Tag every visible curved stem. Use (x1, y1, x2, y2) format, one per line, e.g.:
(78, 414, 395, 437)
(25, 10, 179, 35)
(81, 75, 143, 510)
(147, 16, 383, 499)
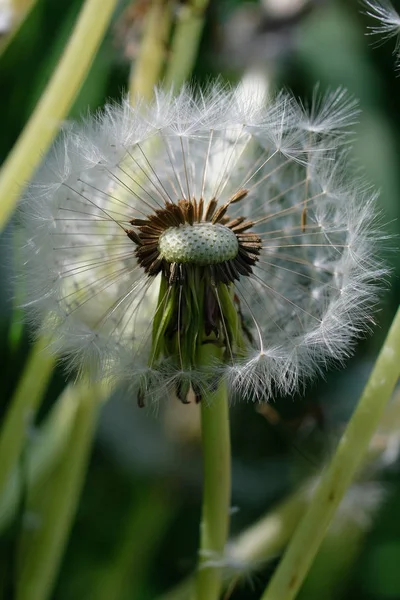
(16, 380, 109, 600)
(164, 0, 210, 91)
(195, 344, 231, 600)
(0, 336, 55, 497)
(128, 0, 173, 101)
(159, 487, 308, 600)
(94, 484, 177, 600)
(0, 381, 81, 531)
(0, 0, 118, 232)
(159, 383, 400, 600)
(260, 305, 400, 600)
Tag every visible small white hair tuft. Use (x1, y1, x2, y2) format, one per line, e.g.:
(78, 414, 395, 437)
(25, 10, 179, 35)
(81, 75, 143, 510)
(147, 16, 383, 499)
(363, 0, 400, 67)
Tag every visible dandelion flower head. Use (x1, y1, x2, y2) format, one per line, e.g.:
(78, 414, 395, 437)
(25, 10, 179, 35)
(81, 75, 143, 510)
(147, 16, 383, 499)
(21, 84, 383, 404)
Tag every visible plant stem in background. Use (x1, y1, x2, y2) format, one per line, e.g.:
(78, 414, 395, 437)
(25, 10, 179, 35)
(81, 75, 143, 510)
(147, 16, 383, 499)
(9, 228, 28, 353)
(94, 484, 177, 600)
(0, 382, 82, 531)
(296, 522, 366, 600)
(15, 380, 109, 600)
(158, 488, 311, 600)
(164, 0, 209, 90)
(159, 362, 400, 600)
(0, 336, 55, 497)
(128, 0, 173, 101)
(0, 0, 118, 232)
(227, 489, 307, 568)
(195, 344, 231, 600)
(261, 305, 400, 600)
(0, 0, 38, 56)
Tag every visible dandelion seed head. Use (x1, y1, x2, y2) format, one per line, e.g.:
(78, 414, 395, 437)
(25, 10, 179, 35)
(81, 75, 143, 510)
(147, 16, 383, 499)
(20, 83, 384, 404)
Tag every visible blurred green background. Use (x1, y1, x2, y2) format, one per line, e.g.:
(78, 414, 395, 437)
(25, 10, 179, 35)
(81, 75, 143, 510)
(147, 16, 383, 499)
(0, 0, 400, 598)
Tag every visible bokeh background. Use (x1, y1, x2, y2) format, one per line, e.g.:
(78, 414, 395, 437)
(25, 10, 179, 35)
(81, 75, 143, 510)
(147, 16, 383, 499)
(0, 0, 400, 598)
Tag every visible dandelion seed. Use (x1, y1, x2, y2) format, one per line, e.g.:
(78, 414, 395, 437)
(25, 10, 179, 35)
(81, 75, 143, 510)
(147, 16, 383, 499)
(20, 84, 384, 405)
(363, 0, 400, 67)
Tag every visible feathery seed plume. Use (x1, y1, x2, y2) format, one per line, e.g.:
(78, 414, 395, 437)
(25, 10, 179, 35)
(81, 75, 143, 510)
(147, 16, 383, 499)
(363, 0, 400, 67)
(20, 84, 384, 405)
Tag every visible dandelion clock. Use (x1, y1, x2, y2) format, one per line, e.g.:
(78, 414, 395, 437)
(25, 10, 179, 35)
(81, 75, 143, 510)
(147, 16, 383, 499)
(20, 84, 384, 405)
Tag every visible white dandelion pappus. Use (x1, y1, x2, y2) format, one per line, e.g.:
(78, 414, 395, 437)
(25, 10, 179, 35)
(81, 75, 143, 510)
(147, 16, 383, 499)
(363, 0, 400, 66)
(20, 84, 384, 405)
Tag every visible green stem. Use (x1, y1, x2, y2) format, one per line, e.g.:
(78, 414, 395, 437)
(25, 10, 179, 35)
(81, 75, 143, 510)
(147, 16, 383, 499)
(94, 484, 177, 600)
(228, 488, 307, 568)
(129, 0, 173, 101)
(16, 380, 108, 600)
(0, 382, 81, 531)
(261, 305, 400, 600)
(159, 488, 308, 600)
(0, 0, 118, 232)
(195, 344, 231, 600)
(0, 0, 38, 57)
(0, 336, 55, 497)
(160, 383, 400, 600)
(297, 523, 365, 600)
(164, 0, 209, 91)
(8, 229, 26, 352)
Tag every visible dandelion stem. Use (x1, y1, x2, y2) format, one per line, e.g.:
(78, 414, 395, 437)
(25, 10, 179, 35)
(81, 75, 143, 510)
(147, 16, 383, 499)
(0, 336, 55, 498)
(159, 372, 400, 600)
(129, 0, 173, 101)
(164, 0, 210, 90)
(16, 380, 109, 600)
(159, 486, 308, 600)
(195, 343, 231, 600)
(0, 0, 118, 232)
(260, 305, 400, 600)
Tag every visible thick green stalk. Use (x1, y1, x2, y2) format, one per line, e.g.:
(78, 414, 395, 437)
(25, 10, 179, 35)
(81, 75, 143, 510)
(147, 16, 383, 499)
(164, 0, 210, 90)
(261, 305, 400, 600)
(0, 382, 81, 531)
(129, 0, 173, 101)
(194, 344, 231, 600)
(0, 0, 118, 232)
(297, 523, 365, 600)
(16, 380, 109, 600)
(160, 385, 400, 600)
(228, 488, 307, 568)
(0, 336, 55, 497)
(94, 485, 177, 600)
(159, 487, 308, 600)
